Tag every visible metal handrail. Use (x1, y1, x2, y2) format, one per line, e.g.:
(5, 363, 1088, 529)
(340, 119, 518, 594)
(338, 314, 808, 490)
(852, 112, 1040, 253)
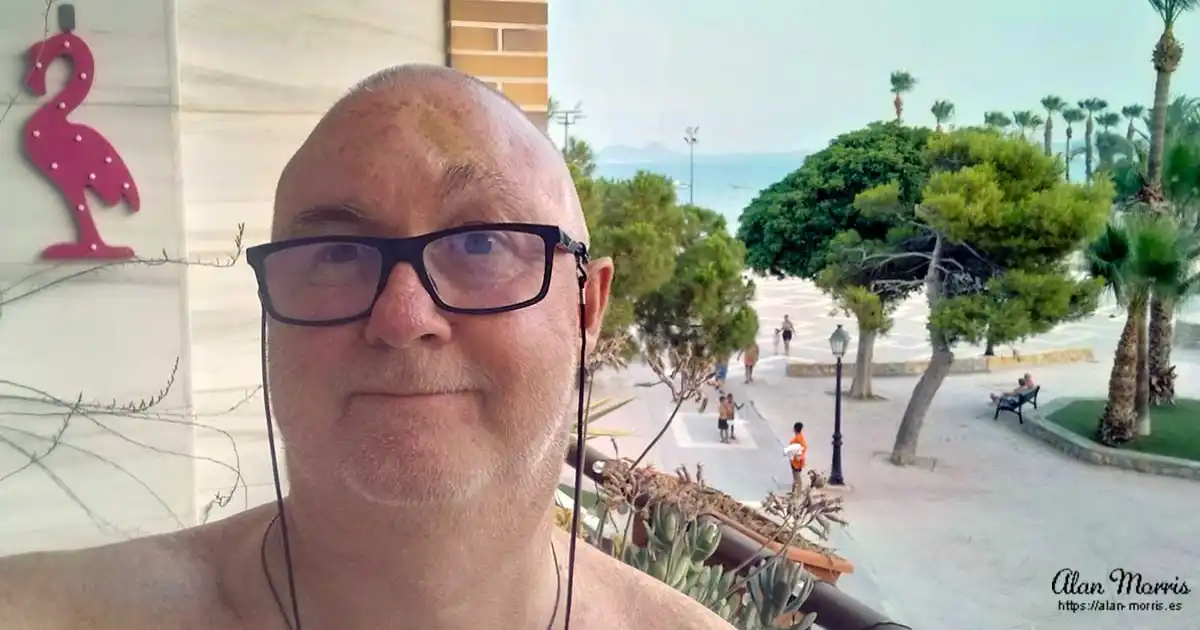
(565, 441, 913, 630)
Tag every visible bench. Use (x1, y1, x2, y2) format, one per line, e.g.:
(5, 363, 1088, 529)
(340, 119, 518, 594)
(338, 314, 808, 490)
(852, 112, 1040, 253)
(993, 385, 1040, 424)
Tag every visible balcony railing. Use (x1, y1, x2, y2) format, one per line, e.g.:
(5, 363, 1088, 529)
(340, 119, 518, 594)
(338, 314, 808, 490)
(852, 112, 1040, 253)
(566, 442, 914, 630)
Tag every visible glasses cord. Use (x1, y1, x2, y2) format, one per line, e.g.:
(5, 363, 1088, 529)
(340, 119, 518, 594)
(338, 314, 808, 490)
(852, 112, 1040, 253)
(257, 257, 589, 630)
(260, 312, 304, 630)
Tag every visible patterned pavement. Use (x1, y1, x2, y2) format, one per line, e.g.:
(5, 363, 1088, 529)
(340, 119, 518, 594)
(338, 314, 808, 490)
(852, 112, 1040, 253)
(583, 278, 1200, 630)
(749, 276, 1126, 363)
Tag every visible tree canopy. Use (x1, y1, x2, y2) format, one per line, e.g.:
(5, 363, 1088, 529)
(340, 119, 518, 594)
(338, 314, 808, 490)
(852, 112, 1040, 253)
(568, 139, 757, 368)
(737, 122, 932, 280)
(866, 128, 1111, 464)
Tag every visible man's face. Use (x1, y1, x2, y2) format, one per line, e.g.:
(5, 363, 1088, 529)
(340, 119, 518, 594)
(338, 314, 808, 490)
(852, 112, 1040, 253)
(264, 77, 611, 507)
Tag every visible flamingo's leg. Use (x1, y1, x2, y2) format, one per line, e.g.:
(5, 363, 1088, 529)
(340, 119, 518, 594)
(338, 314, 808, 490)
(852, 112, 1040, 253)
(41, 191, 134, 261)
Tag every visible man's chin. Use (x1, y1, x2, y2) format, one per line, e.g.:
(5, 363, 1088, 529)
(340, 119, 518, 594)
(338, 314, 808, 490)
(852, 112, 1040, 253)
(337, 457, 494, 507)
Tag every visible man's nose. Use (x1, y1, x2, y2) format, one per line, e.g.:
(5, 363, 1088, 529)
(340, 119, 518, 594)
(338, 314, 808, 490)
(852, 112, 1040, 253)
(362, 263, 452, 347)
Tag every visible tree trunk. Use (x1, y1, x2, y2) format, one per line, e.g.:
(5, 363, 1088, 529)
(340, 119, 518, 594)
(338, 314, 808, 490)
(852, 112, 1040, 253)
(893, 94, 903, 122)
(1043, 117, 1053, 156)
(891, 234, 950, 467)
(1065, 131, 1074, 182)
(1135, 298, 1151, 436)
(1148, 296, 1175, 406)
(1085, 118, 1095, 183)
(848, 327, 877, 399)
(1098, 301, 1141, 445)
(1146, 67, 1173, 194)
(891, 340, 953, 466)
(983, 338, 995, 356)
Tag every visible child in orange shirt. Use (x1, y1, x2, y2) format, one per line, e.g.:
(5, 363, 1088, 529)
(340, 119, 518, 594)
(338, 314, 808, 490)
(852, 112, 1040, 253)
(785, 422, 807, 492)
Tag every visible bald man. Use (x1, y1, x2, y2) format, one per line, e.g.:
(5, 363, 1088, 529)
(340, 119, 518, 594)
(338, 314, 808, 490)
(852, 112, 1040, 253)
(0, 65, 733, 629)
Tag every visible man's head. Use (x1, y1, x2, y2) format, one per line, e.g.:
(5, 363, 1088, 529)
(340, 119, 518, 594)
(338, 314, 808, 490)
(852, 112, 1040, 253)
(260, 65, 613, 507)
(793, 422, 804, 434)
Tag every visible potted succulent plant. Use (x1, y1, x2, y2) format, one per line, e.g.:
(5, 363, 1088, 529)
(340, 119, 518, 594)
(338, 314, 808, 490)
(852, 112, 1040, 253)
(597, 461, 854, 585)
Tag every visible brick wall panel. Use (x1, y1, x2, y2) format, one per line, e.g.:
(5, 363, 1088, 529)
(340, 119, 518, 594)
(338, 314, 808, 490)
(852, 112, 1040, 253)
(450, 26, 499, 51)
(449, 0, 547, 25)
(500, 82, 548, 109)
(501, 29, 547, 53)
(451, 54, 547, 79)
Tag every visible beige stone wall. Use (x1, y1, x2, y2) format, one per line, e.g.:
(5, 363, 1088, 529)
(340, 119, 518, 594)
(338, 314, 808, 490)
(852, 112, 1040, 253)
(447, 0, 550, 130)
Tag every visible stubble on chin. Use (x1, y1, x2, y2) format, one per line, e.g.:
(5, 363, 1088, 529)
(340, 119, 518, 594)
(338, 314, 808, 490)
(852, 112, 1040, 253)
(266, 335, 581, 509)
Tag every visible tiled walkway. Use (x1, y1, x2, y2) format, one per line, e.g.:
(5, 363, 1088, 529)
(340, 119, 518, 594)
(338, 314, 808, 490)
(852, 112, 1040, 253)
(588, 279, 1200, 630)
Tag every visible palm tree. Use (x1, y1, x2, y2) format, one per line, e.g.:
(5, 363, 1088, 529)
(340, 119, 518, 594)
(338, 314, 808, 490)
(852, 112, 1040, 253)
(1095, 112, 1125, 169)
(1122, 104, 1147, 144)
(984, 111, 1013, 133)
(1144, 0, 1200, 204)
(1097, 112, 1121, 134)
(1029, 114, 1045, 139)
(931, 100, 955, 132)
(1144, 1, 1200, 406)
(1111, 131, 1200, 223)
(1062, 108, 1087, 182)
(1012, 111, 1038, 140)
(1041, 95, 1067, 156)
(889, 71, 917, 122)
(1087, 214, 1199, 444)
(1079, 99, 1110, 182)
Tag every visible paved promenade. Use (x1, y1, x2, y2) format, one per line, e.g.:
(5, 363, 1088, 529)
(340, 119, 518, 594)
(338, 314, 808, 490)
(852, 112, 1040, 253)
(589, 279, 1200, 630)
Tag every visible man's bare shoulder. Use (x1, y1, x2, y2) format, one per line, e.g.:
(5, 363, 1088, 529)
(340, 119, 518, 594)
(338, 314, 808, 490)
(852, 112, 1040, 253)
(569, 532, 734, 629)
(0, 514, 252, 630)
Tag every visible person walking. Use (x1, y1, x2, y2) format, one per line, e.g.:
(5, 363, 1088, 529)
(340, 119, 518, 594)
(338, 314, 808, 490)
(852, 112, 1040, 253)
(780, 315, 795, 356)
(738, 341, 760, 383)
(784, 422, 808, 492)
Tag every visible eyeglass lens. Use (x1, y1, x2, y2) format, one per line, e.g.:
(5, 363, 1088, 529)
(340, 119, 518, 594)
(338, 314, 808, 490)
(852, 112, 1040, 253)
(261, 228, 551, 321)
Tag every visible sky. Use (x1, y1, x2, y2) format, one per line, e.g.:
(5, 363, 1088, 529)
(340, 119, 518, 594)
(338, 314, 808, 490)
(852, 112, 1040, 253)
(549, 0, 1200, 154)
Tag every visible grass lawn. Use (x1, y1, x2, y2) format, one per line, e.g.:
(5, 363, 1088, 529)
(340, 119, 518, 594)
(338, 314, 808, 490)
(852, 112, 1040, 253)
(1047, 398, 1200, 462)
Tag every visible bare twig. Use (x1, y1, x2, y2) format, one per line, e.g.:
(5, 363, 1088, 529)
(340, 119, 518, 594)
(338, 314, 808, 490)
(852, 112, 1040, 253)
(0, 225, 252, 539)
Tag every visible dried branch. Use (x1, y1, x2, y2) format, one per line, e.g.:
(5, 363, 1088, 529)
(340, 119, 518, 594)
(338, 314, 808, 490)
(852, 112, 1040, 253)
(0, 227, 253, 540)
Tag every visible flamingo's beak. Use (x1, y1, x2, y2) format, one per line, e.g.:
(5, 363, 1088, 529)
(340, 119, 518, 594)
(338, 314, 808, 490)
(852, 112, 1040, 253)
(24, 44, 48, 96)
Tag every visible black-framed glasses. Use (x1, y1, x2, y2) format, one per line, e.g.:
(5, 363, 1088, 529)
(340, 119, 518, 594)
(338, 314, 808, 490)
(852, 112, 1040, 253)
(245, 222, 589, 326)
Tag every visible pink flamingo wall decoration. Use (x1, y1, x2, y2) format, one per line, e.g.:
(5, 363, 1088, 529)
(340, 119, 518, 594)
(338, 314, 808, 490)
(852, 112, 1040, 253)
(22, 4, 140, 260)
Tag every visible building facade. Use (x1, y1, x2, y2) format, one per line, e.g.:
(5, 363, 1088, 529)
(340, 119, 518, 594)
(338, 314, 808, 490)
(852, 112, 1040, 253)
(0, 0, 548, 555)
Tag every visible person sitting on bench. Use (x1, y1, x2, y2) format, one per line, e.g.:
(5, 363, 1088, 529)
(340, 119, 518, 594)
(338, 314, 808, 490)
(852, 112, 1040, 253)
(991, 373, 1035, 405)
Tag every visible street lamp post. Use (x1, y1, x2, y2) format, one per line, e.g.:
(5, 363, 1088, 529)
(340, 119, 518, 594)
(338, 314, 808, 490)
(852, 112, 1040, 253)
(683, 126, 699, 205)
(828, 324, 850, 486)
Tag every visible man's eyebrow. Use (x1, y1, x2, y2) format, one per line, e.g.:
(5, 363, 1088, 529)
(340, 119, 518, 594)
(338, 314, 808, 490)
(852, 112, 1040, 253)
(438, 162, 524, 207)
(286, 203, 380, 234)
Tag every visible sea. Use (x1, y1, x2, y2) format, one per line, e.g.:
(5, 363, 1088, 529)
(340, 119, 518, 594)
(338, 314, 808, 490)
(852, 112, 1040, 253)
(593, 154, 804, 231)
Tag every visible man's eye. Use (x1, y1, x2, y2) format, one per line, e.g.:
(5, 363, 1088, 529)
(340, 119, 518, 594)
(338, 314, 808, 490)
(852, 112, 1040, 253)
(461, 232, 496, 255)
(315, 243, 362, 263)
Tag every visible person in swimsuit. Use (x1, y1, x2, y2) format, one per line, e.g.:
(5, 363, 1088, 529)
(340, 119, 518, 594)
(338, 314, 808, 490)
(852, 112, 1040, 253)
(739, 341, 760, 383)
(726, 393, 744, 440)
(780, 315, 795, 356)
(717, 394, 732, 443)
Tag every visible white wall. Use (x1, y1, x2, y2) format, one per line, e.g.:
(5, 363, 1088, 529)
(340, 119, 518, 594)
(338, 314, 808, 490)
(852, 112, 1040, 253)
(0, 0, 190, 554)
(0, 0, 444, 555)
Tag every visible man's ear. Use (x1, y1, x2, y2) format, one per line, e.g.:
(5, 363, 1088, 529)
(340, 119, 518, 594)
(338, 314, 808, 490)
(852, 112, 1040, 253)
(581, 257, 613, 355)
